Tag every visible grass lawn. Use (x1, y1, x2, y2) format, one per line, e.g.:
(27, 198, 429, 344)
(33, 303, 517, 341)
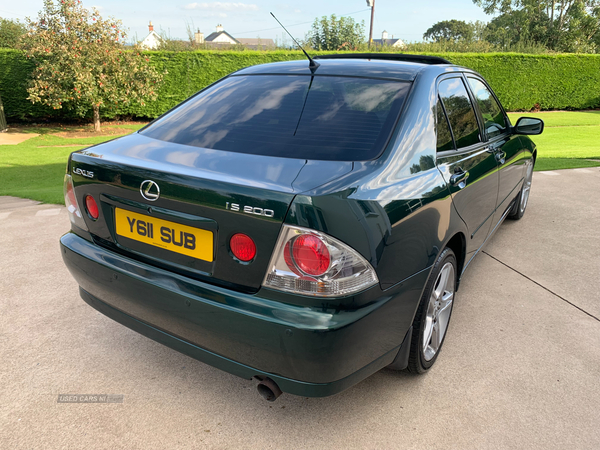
(1, 112, 599, 205)
(0, 123, 145, 204)
(507, 111, 600, 170)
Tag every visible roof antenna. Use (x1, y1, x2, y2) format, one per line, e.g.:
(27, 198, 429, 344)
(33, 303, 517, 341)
(270, 12, 319, 72)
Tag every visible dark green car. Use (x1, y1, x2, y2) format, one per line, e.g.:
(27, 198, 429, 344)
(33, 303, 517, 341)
(60, 54, 543, 400)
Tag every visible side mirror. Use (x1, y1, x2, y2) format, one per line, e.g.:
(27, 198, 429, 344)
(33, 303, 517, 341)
(514, 117, 544, 136)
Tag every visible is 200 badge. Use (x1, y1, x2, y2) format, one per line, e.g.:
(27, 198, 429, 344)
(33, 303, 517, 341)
(225, 203, 275, 218)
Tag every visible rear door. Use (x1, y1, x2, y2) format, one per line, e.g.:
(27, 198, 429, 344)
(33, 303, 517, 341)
(466, 76, 527, 226)
(435, 75, 499, 258)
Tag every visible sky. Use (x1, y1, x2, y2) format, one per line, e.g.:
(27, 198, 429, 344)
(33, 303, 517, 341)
(0, 0, 492, 44)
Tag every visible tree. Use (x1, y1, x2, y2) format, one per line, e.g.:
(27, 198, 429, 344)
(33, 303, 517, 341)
(307, 14, 365, 50)
(473, 0, 600, 52)
(484, 9, 549, 48)
(20, 0, 163, 131)
(423, 20, 475, 42)
(0, 17, 26, 48)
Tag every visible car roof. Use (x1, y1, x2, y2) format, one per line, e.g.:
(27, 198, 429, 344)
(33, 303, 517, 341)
(234, 57, 461, 82)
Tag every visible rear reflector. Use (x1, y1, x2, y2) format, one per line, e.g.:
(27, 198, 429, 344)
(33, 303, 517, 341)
(230, 233, 256, 262)
(85, 195, 99, 220)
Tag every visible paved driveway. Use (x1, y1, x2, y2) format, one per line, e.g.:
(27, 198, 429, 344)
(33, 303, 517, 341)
(1, 169, 599, 450)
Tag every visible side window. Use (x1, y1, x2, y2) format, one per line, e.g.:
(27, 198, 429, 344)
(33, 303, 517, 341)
(468, 77, 507, 139)
(436, 96, 455, 152)
(438, 78, 481, 149)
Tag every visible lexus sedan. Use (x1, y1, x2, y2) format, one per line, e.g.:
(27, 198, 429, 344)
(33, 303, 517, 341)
(61, 54, 543, 400)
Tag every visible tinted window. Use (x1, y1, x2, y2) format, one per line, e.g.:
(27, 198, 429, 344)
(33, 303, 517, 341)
(438, 78, 480, 149)
(141, 75, 410, 161)
(436, 96, 455, 152)
(468, 77, 507, 139)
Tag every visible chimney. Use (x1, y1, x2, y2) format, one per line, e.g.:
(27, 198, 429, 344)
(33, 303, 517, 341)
(148, 21, 154, 32)
(194, 29, 204, 44)
(216, 24, 224, 33)
(382, 30, 388, 40)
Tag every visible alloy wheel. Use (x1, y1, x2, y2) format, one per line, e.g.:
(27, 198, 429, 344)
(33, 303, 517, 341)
(422, 262, 455, 362)
(520, 161, 534, 214)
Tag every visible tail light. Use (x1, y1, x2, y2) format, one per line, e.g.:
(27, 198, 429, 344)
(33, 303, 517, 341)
(263, 225, 378, 297)
(64, 174, 88, 230)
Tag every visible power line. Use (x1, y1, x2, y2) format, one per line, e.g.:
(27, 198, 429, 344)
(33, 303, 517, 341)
(0, 9, 28, 18)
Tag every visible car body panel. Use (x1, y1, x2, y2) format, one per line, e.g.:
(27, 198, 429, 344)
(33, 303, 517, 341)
(436, 147, 499, 256)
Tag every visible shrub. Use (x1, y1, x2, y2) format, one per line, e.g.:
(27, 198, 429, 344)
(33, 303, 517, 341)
(1, 49, 599, 121)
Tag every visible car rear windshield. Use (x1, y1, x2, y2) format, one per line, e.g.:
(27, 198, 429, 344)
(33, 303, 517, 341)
(141, 75, 410, 161)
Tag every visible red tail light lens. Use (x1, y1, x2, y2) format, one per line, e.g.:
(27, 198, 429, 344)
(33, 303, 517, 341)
(290, 234, 330, 276)
(64, 174, 88, 231)
(66, 180, 77, 208)
(230, 233, 256, 262)
(85, 195, 99, 220)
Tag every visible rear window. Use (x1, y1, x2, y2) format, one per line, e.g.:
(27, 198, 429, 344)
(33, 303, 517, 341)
(141, 75, 410, 161)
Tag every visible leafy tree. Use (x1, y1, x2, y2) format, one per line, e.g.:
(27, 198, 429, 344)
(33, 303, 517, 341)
(0, 17, 26, 48)
(484, 9, 548, 47)
(20, 0, 163, 131)
(473, 0, 600, 52)
(423, 20, 475, 42)
(308, 14, 365, 50)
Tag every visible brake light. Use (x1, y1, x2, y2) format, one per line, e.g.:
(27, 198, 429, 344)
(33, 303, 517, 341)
(290, 235, 330, 276)
(85, 195, 99, 220)
(230, 233, 256, 262)
(263, 225, 378, 297)
(64, 174, 88, 230)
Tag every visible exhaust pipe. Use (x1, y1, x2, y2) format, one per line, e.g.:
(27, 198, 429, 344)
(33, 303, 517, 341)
(254, 376, 283, 402)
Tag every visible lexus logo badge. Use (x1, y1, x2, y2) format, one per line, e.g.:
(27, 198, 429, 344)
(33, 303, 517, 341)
(140, 180, 160, 201)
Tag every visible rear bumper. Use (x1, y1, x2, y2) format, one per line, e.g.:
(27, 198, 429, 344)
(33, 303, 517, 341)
(61, 232, 426, 397)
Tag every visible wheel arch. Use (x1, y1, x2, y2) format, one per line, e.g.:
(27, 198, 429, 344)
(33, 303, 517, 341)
(444, 232, 466, 290)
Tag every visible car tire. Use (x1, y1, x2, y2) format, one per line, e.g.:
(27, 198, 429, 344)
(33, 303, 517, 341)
(508, 158, 534, 220)
(406, 247, 457, 374)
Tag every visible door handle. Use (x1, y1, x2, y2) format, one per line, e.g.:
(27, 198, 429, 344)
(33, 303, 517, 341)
(450, 169, 469, 187)
(494, 150, 506, 164)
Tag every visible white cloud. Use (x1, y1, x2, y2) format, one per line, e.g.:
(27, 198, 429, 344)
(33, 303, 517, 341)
(294, 9, 301, 13)
(184, 2, 259, 11)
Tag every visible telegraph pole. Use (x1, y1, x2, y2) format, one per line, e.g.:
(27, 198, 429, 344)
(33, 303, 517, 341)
(367, 0, 375, 48)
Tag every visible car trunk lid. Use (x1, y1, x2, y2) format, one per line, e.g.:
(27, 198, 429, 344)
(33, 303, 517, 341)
(69, 133, 352, 292)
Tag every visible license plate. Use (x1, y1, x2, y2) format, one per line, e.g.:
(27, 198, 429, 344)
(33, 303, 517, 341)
(115, 208, 214, 262)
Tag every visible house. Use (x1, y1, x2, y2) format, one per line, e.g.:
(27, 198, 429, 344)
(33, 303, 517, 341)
(142, 23, 275, 50)
(236, 38, 276, 50)
(372, 31, 405, 49)
(140, 21, 163, 49)
(204, 25, 275, 49)
(205, 24, 240, 45)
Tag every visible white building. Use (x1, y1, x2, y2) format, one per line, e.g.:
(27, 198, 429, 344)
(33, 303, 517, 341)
(140, 21, 163, 50)
(204, 24, 240, 45)
(372, 30, 405, 49)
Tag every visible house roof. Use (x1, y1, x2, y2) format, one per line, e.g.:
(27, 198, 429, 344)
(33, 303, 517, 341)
(236, 38, 275, 45)
(236, 38, 275, 49)
(205, 31, 239, 44)
(372, 38, 404, 46)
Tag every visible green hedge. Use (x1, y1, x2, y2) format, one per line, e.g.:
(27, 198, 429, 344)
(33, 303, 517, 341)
(1, 49, 600, 121)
